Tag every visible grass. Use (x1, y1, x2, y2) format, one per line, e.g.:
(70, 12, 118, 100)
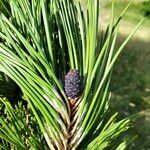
(92, 1, 150, 149)
(101, 2, 150, 148)
(109, 34, 150, 149)
(105, 0, 150, 27)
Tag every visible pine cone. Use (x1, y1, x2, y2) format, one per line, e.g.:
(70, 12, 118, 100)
(65, 69, 81, 99)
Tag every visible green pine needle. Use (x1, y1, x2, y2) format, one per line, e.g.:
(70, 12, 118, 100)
(0, 0, 143, 149)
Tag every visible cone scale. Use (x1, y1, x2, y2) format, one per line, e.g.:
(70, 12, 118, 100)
(64, 69, 81, 100)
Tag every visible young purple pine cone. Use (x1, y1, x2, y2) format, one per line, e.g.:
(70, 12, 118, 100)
(65, 69, 81, 99)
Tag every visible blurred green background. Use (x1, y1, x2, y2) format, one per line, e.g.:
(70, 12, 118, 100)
(102, 0, 150, 149)
(0, 0, 150, 149)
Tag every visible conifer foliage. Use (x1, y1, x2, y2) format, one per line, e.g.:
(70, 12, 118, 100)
(0, 0, 143, 149)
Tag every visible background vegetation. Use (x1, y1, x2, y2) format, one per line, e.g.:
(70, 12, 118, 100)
(105, 0, 150, 149)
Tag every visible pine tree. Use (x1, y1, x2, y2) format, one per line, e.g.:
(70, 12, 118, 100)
(0, 0, 143, 149)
